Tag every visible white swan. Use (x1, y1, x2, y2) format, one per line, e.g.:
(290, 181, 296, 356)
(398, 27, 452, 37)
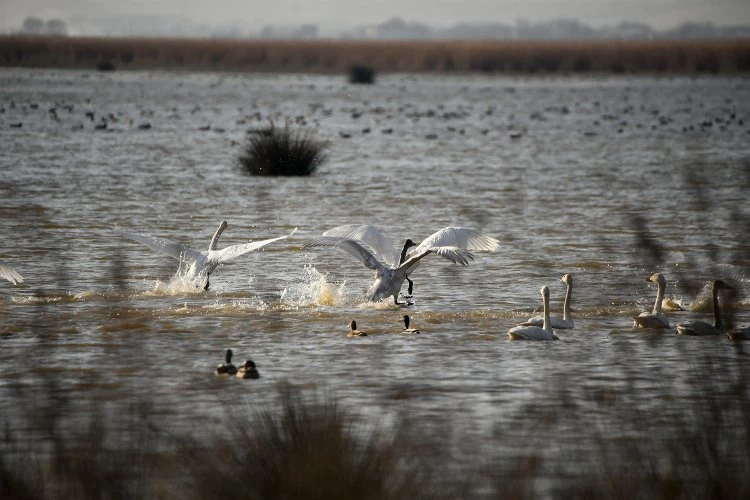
(0, 262, 24, 285)
(521, 273, 574, 329)
(676, 279, 731, 336)
(401, 315, 421, 334)
(322, 224, 419, 296)
(633, 273, 671, 329)
(122, 221, 296, 290)
(508, 285, 558, 341)
(306, 226, 498, 305)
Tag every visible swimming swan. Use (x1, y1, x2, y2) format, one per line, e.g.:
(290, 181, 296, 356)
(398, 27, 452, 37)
(122, 221, 296, 290)
(522, 273, 574, 329)
(322, 225, 499, 298)
(236, 360, 260, 379)
(676, 279, 731, 336)
(215, 348, 237, 376)
(308, 226, 499, 305)
(633, 273, 671, 329)
(0, 262, 24, 285)
(508, 285, 558, 340)
(401, 315, 421, 334)
(347, 320, 367, 337)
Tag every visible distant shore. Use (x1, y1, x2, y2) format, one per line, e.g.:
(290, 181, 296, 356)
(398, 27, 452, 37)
(1, 36, 749, 74)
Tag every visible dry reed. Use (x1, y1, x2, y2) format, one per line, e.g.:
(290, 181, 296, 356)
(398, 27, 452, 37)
(1, 36, 749, 74)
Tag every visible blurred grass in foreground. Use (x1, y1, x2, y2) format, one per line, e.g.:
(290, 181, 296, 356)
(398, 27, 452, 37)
(2, 350, 749, 499)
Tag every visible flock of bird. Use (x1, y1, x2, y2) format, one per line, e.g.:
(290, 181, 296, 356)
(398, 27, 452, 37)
(3, 221, 749, 356)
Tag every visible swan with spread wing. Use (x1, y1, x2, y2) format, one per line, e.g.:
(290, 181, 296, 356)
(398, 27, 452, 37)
(306, 225, 499, 305)
(0, 262, 24, 285)
(121, 221, 296, 290)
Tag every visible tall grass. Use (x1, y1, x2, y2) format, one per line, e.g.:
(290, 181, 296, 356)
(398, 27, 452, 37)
(1, 36, 749, 74)
(238, 124, 328, 176)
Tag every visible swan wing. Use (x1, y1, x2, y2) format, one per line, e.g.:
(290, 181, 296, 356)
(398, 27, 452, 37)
(414, 227, 500, 254)
(0, 264, 24, 285)
(306, 237, 385, 271)
(322, 224, 399, 267)
(396, 246, 474, 276)
(211, 228, 297, 264)
(121, 230, 201, 261)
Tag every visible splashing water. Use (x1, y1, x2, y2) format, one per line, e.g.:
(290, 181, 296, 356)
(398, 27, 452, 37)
(280, 264, 347, 307)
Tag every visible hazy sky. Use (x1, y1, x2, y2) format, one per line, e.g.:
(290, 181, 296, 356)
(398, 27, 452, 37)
(2, 0, 750, 32)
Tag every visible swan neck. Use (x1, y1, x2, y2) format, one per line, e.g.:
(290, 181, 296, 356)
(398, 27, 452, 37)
(209, 223, 227, 251)
(563, 281, 573, 321)
(399, 241, 411, 265)
(543, 293, 551, 332)
(653, 280, 665, 314)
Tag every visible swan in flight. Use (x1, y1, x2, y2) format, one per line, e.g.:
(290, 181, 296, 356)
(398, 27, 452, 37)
(347, 320, 367, 337)
(122, 221, 296, 290)
(306, 226, 498, 305)
(521, 273, 574, 329)
(633, 273, 671, 329)
(0, 262, 24, 285)
(508, 285, 558, 341)
(401, 315, 421, 334)
(676, 280, 731, 336)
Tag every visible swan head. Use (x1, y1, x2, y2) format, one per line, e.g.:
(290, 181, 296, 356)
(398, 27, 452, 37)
(540, 285, 550, 299)
(647, 273, 665, 286)
(219, 220, 228, 230)
(561, 273, 573, 285)
(349, 320, 357, 331)
(404, 239, 416, 250)
(224, 348, 233, 363)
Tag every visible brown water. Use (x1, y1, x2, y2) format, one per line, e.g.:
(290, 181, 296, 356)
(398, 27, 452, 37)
(1, 68, 749, 483)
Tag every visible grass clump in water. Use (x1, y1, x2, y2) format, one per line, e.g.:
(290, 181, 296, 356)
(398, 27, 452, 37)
(238, 124, 327, 176)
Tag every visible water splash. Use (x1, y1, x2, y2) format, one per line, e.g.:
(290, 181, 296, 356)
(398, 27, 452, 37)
(280, 264, 347, 307)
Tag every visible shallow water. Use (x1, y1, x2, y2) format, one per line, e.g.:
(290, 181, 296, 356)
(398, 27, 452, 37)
(1, 68, 749, 482)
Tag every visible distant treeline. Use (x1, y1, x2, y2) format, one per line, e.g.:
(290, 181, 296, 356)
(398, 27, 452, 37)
(1, 36, 749, 74)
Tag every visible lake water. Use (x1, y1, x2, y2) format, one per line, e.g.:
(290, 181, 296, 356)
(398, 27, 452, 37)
(1, 68, 749, 490)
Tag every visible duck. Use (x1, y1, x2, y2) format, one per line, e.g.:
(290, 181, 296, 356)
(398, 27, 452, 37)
(0, 262, 24, 285)
(306, 226, 499, 305)
(215, 348, 237, 376)
(508, 285, 559, 341)
(633, 273, 671, 329)
(521, 273, 574, 329)
(676, 279, 731, 336)
(347, 320, 367, 337)
(728, 326, 750, 341)
(401, 315, 421, 334)
(236, 360, 260, 379)
(121, 221, 296, 290)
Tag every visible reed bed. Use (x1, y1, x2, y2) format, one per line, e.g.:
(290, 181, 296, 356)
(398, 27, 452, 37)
(1, 36, 749, 74)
